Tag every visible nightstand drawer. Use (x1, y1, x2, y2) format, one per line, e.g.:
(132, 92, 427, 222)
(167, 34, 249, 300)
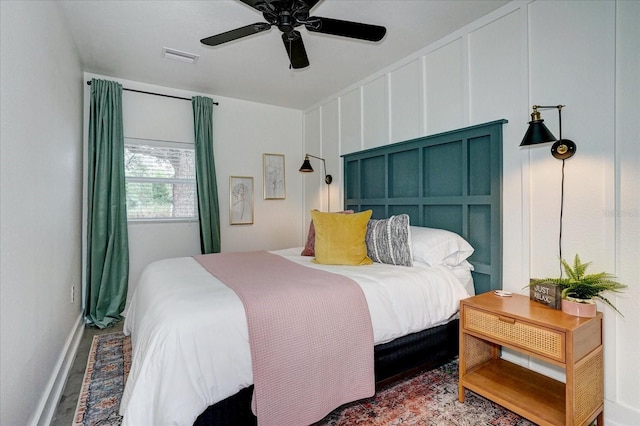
(463, 306, 565, 362)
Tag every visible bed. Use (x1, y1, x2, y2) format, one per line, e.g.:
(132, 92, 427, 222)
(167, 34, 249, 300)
(120, 120, 506, 426)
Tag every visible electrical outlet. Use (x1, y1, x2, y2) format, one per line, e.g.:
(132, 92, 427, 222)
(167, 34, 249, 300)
(71, 285, 75, 303)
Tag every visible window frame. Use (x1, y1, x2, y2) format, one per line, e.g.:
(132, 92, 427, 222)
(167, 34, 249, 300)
(124, 137, 199, 224)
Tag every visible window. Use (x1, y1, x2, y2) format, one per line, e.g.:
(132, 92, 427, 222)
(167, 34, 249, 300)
(124, 138, 198, 221)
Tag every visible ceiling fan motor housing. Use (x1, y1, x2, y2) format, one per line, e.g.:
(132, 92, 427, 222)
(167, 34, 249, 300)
(276, 11, 297, 34)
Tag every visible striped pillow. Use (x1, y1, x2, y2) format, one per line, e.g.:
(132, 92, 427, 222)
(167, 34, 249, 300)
(365, 214, 413, 267)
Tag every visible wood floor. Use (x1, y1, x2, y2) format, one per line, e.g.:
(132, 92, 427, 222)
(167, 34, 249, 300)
(51, 321, 124, 426)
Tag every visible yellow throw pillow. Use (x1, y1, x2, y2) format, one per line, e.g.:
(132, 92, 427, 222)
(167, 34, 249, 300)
(311, 210, 373, 266)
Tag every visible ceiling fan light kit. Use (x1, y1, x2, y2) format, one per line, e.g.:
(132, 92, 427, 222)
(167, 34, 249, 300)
(200, 0, 387, 69)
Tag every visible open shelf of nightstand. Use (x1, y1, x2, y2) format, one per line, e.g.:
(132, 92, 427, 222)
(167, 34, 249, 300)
(463, 358, 565, 425)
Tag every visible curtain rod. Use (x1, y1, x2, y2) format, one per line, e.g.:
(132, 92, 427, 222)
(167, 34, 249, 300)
(85, 81, 219, 105)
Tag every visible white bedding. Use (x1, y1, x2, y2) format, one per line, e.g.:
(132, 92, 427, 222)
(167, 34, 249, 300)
(120, 248, 471, 426)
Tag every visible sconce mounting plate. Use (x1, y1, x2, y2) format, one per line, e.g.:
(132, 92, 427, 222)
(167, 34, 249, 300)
(551, 139, 576, 160)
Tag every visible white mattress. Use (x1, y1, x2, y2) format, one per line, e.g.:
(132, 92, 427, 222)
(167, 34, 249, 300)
(120, 248, 471, 426)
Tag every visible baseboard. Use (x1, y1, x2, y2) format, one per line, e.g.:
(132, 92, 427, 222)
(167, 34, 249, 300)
(30, 313, 84, 426)
(604, 399, 640, 426)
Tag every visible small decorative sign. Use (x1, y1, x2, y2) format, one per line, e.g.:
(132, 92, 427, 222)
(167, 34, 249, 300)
(529, 280, 561, 309)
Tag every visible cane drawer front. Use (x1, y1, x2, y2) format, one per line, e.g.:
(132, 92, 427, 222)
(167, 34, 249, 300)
(463, 306, 565, 362)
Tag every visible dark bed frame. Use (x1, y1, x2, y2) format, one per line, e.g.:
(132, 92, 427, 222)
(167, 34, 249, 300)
(194, 120, 506, 425)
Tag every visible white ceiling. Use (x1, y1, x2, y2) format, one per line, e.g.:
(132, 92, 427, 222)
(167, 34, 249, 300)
(59, 0, 509, 110)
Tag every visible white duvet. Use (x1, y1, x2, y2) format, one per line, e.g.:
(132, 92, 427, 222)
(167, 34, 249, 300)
(120, 248, 471, 426)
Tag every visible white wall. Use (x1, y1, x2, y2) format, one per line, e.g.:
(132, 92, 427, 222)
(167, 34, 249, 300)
(302, 1, 640, 423)
(614, 2, 640, 417)
(1, 2, 636, 425)
(1, 3, 304, 423)
(83, 74, 304, 300)
(211, 96, 304, 251)
(1, 2, 84, 425)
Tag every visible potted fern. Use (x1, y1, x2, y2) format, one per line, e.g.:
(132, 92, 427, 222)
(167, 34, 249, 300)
(529, 254, 627, 317)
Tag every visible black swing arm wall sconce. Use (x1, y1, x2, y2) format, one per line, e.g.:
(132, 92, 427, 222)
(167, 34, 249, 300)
(298, 154, 333, 185)
(520, 105, 576, 159)
(299, 153, 333, 212)
(520, 104, 578, 276)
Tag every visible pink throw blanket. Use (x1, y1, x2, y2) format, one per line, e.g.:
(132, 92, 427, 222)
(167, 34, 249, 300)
(194, 251, 374, 426)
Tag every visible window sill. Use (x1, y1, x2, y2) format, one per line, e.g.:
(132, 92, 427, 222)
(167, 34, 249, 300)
(127, 218, 199, 225)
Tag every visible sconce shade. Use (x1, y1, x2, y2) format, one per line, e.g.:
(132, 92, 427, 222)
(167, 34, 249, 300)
(299, 154, 332, 184)
(520, 119, 556, 146)
(299, 156, 314, 172)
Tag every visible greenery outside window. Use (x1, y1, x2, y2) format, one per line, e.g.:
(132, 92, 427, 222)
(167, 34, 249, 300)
(124, 138, 198, 221)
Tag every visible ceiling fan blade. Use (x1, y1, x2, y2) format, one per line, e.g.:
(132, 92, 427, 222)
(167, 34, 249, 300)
(282, 31, 309, 69)
(201, 22, 271, 46)
(238, 0, 272, 13)
(303, 0, 321, 10)
(306, 17, 386, 42)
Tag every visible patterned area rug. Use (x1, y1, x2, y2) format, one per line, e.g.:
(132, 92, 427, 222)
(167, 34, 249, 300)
(73, 332, 131, 426)
(316, 362, 534, 426)
(74, 332, 534, 426)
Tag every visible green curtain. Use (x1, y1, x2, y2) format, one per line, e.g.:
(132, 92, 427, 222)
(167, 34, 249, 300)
(192, 96, 221, 254)
(85, 79, 129, 329)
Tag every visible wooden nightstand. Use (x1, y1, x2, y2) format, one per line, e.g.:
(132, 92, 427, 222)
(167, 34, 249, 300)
(458, 292, 603, 426)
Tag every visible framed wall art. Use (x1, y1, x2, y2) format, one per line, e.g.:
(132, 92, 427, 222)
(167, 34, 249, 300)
(229, 176, 254, 225)
(262, 153, 285, 200)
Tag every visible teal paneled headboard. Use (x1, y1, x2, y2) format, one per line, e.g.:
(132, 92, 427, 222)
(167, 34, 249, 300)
(343, 120, 507, 294)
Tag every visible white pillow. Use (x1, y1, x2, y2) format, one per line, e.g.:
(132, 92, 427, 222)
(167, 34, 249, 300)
(410, 226, 474, 267)
(447, 260, 475, 296)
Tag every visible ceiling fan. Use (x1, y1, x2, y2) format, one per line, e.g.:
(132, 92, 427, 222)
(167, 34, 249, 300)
(200, 0, 387, 69)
